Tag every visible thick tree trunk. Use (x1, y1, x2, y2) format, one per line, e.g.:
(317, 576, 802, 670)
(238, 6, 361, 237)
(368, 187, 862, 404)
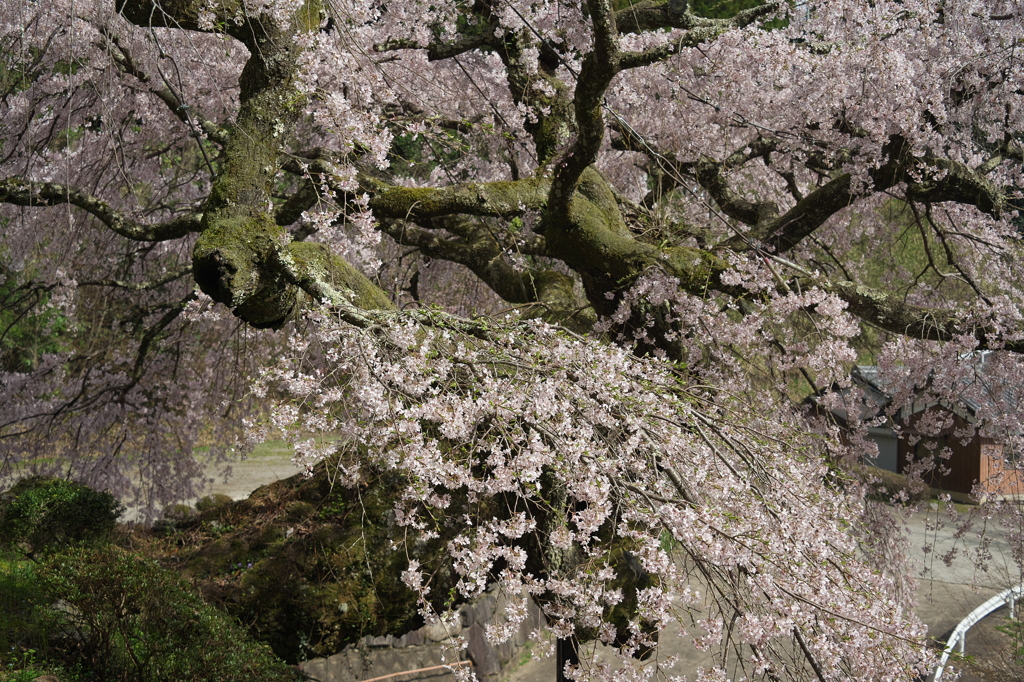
(557, 637, 579, 682)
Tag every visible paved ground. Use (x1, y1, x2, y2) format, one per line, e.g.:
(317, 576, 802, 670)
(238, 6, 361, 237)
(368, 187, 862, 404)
(498, 584, 1002, 682)
(496, 504, 1024, 682)
(199, 453, 1024, 681)
(114, 440, 301, 521)
(909, 503, 1024, 682)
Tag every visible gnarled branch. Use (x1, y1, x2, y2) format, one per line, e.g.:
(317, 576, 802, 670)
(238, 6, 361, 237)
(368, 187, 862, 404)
(0, 177, 202, 241)
(615, 0, 778, 34)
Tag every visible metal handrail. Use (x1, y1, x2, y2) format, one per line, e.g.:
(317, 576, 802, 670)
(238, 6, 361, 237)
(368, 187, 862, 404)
(933, 583, 1024, 681)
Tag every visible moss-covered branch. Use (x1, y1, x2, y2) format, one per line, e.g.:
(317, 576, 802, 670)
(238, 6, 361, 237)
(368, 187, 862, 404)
(821, 279, 1024, 353)
(904, 156, 1007, 216)
(366, 177, 550, 221)
(374, 24, 498, 62)
(732, 148, 1010, 254)
(721, 173, 856, 253)
(116, 0, 231, 32)
(121, 0, 393, 327)
(614, 0, 779, 34)
(551, 0, 620, 207)
(378, 217, 593, 329)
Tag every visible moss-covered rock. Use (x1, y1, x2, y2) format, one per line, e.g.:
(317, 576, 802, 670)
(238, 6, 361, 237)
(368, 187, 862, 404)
(196, 493, 234, 512)
(147, 458, 460, 664)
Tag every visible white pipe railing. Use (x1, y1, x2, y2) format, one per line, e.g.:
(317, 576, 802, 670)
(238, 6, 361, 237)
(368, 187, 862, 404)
(933, 583, 1024, 681)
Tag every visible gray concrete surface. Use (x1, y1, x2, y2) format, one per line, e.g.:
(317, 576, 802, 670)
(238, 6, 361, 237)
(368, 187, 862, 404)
(119, 441, 302, 521)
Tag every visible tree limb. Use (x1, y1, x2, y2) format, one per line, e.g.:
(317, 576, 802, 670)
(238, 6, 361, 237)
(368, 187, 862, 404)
(735, 173, 855, 252)
(620, 19, 764, 70)
(374, 25, 497, 61)
(276, 178, 322, 228)
(728, 144, 1009, 254)
(365, 177, 550, 221)
(551, 0, 620, 207)
(116, 0, 222, 32)
(692, 154, 779, 227)
(792, 276, 1024, 353)
(904, 156, 1007, 217)
(615, 0, 778, 34)
(0, 178, 202, 241)
(611, 121, 779, 225)
(378, 217, 587, 325)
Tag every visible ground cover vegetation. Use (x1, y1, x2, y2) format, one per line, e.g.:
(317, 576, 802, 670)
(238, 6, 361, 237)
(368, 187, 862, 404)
(1, 0, 1024, 678)
(0, 477, 301, 682)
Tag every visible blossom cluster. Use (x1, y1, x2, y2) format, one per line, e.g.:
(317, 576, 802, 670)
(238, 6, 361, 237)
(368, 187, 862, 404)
(257, 309, 931, 680)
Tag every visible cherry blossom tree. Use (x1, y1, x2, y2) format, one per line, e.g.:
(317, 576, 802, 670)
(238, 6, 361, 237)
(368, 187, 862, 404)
(1, 0, 1023, 678)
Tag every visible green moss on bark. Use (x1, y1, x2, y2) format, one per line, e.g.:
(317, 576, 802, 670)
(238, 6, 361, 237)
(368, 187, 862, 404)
(193, 215, 300, 328)
(287, 242, 394, 311)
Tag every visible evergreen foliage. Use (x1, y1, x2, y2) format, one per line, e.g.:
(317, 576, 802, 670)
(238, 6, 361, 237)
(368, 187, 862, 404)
(0, 477, 122, 557)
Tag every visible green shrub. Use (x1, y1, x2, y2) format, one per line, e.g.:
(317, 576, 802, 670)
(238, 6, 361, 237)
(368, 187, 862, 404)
(163, 502, 195, 520)
(36, 546, 299, 682)
(0, 477, 123, 557)
(152, 503, 198, 536)
(0, 555, 91, 682)
(0, 556, 49, 659)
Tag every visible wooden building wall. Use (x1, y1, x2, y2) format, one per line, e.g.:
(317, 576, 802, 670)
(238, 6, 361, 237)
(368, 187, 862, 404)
(897, 409, 981, 496)
(896, 407, 1024, 498)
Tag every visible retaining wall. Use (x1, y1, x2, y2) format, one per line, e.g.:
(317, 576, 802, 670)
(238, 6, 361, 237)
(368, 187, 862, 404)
(301, 584, 545, 681)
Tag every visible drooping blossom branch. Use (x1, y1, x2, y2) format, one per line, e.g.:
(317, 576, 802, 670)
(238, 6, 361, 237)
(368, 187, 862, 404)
(257, 308, 931, 681)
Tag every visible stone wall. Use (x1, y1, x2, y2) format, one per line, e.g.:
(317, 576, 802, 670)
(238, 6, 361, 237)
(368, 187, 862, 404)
(300, 584, 545, 681)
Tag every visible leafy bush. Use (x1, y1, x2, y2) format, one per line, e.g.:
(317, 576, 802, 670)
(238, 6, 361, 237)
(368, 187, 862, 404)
(0, 477, 123, 557)
(0, 556, 48, 658)
(0, 554, 95, 682)
(36, 546, 300, 682)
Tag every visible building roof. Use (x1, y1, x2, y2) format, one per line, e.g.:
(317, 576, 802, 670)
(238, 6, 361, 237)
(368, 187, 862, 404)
(849, 355, 1019, 426)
